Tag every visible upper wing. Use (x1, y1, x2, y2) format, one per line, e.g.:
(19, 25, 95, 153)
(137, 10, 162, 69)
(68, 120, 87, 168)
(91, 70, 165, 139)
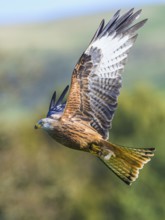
(62, 9, 147, 139)
(47, 85, 69, 119)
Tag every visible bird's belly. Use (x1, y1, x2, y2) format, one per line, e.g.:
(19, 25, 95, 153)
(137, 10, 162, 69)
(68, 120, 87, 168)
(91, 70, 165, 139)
(48, 122, 101, 151)
(48, 131, 81, 150)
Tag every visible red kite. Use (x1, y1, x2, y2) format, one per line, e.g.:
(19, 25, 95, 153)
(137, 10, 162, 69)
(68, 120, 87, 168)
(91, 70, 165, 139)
(35, 9, 155, 185)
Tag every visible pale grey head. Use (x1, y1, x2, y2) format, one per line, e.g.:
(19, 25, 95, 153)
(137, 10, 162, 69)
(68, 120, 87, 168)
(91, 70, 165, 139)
(34, 118, 55, 131)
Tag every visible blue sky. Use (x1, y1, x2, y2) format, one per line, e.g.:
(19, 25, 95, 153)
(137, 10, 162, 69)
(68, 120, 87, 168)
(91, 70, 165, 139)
(0, 0, 164, 24)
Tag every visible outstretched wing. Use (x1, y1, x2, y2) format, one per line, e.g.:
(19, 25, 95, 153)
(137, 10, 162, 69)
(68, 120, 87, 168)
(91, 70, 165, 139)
(62, 9, 147, 139)
(47, 85, 69, 118)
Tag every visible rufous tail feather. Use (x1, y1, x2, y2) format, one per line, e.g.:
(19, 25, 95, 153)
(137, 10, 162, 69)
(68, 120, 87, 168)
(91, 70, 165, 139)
(92, 141, 155, 185)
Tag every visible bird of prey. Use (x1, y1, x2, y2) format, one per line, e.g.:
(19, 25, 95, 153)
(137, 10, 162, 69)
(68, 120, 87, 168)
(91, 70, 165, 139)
(35, 9, 155, 185)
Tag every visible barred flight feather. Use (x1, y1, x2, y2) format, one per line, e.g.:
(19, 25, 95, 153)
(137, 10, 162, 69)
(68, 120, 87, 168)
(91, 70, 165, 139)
(62, 9, 147, 139)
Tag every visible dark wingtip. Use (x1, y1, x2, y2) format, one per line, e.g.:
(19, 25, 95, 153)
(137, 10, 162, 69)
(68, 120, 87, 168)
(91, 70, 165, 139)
(94, 8, 147, 40)
(90, 19, 105, 44)
(65, 85, 70, 91)
(141, 18, 148, 25)
(49, 91, 56, 110)
(115, 9, 121, 15)
(55, 85, 69, 107)
(47, 85, 69, 117)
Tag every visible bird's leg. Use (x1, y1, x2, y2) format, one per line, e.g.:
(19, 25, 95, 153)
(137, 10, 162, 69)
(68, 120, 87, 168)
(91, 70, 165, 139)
(89, 143, 115, 160)
(89, 144, 102, 157)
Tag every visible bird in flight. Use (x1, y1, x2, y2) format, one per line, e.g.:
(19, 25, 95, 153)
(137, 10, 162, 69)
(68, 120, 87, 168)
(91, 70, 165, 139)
(35, 8, 155, 185)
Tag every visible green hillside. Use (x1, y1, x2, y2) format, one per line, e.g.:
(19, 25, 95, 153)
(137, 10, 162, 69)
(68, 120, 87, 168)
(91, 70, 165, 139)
(0, 5, 165, 220)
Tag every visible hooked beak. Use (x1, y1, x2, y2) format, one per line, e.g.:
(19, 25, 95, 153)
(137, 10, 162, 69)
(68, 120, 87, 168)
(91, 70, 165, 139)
(34, 121, 42, 129)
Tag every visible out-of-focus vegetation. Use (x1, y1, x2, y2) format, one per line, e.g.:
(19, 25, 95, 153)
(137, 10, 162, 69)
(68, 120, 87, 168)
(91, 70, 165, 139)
(0, 5, 165, 220)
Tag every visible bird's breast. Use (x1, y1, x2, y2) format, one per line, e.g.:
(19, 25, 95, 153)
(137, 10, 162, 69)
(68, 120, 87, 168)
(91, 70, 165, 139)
(47, 120, 101, 151)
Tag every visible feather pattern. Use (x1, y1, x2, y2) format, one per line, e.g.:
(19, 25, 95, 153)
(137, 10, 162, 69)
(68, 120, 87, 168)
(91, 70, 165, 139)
(62, 9, 147, 139)
(47, 85, 69, 118)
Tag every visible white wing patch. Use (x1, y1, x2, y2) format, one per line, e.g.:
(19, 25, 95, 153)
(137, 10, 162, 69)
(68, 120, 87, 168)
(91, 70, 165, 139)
(86, 33, 132, 79)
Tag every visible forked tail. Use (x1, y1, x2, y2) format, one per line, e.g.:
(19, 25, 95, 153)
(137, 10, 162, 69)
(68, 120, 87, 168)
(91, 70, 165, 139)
(93, 141, 155, 185)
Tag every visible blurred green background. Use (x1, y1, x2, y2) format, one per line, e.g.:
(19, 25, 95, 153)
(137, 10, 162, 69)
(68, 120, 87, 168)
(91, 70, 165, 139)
(0, 3, 165, 220)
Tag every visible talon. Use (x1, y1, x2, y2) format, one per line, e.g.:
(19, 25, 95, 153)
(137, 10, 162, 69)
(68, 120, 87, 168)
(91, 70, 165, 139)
(89, 144, 101, 156)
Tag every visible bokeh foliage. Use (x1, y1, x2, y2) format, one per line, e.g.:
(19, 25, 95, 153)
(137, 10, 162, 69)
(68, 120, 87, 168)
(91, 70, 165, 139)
(0, 5, 165, 220)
